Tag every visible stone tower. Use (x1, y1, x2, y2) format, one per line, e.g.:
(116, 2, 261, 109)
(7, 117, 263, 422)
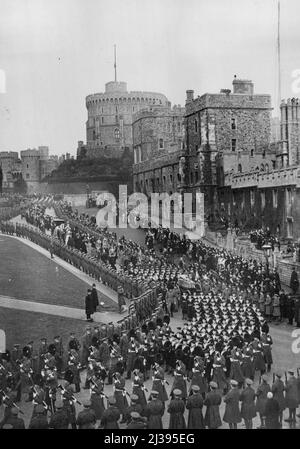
(280, 98, 300, 166)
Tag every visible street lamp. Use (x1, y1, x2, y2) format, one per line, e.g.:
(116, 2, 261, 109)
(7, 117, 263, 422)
(262, 243, 272, 276)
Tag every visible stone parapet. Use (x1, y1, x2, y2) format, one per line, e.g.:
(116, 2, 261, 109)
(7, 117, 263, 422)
(225, 165, 300, 189)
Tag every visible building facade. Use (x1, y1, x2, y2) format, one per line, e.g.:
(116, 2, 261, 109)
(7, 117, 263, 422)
(132, 105, 185, 197)
(0, 152, 22, 190)
(21, 146, 59, 193)
(78, 80, 170, 159)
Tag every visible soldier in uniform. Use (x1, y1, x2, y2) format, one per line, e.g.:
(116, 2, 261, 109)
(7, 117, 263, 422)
(0, 407, 25, 429)
(81, 327, 93, 371)
(29, 404, 49, 429)
(271, 372, 285, 427)
(60, 380, 77, 429)
(143, 390, 164, 429)
(76, 399, 96, 429)
(132, 368, 147, 411)
(100, 396, 121, 429)
(189, 356, 207, 399)
(89, 372, 106, 423)
(255, 374, 271, 429)
(261, 332, 273, 373)
(98, 338, 110, 381)
(37, 338, 48, 374)
(151, 362, 168, 411)
(211, 351, 227, 393)
(167, 389, 186, 429)
(68, 332, 81, 353)
(186, 385, 204, 429)
(126, 333, 138, 380)
(112, 371, 128, 423)
(53, 336, 64, 378)
(0, 382, 18, 426)
(239, 378, 256, 429)
(49, 399, 69, 429)
(67, 349, 81, 393)
(124, 393, 143, 424)
(170, 359, 187, 401)
(284, 370, 298, 428)
(126, 411, 147, 429)
(204, 381, 222, 429)
(223, 379, 242, 429)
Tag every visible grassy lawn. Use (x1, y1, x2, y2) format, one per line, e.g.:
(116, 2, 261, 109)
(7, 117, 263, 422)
(0, 235, 116, 310)
(0, 307, 94, 349)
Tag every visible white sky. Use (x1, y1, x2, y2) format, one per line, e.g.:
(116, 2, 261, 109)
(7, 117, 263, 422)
(0, 0, 299, 156)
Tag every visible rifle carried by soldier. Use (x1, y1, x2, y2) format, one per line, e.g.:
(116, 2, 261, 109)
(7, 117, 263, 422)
(58, 384, 82, 406)
(0, 389, 24, 415)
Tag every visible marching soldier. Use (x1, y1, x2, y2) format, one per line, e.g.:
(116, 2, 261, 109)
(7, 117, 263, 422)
(239, 378, 256, 429)
(143, 390, 164, 429)
(261, 332, 273, 373)
(0, 407, 25, 429)
(126, 411, 147, 429)
(271, 372, 285, 427)
(126, 333, 139, 380)
(132, 368, 147, 411)
(189, 355, 207, 399)
(170, 360, 187, 400)
(167, 389, 186, 430)
(223, 379, 242, 429)
(89, 371, 106, 423)
(0, 382, 19, 426)
(212, 351, 227, 393)
(100, 396, 121, 429)
(43, 367, 58, 414)
(81, 327, 93, 370)
(68, 332, 81, 353)
(113, 371, 128, 423)
(28, 404, 49, 429)
(124, 394, 143, 424)
(53, 336, 64, 378)
(284, 370, 298, 428)
(66, 349, 81, 393)
(229, 346, 244, 388)
(49, 399, 69, 429)
(204, 381, 222, 429)
(186, 385, 204, 429)
(151, 362, 168, 411)
(255, 374, 271, 429)
(60, 380, 77, 429)
(76, 399, 96, 429)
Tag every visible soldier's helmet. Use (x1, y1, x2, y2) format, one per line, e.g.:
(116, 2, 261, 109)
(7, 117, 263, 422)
(64, 369, 74, 384)
(22, 346, 31, 357)
(2, 350, 11, 362)
(48, 344, 57, 356)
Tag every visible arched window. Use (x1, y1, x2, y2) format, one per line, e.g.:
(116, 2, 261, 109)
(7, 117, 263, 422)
(250, 149, 254, 157)
(238, 163, 242, 173)
(114, 128, 120, 140)
(159, 139, 164, 149)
